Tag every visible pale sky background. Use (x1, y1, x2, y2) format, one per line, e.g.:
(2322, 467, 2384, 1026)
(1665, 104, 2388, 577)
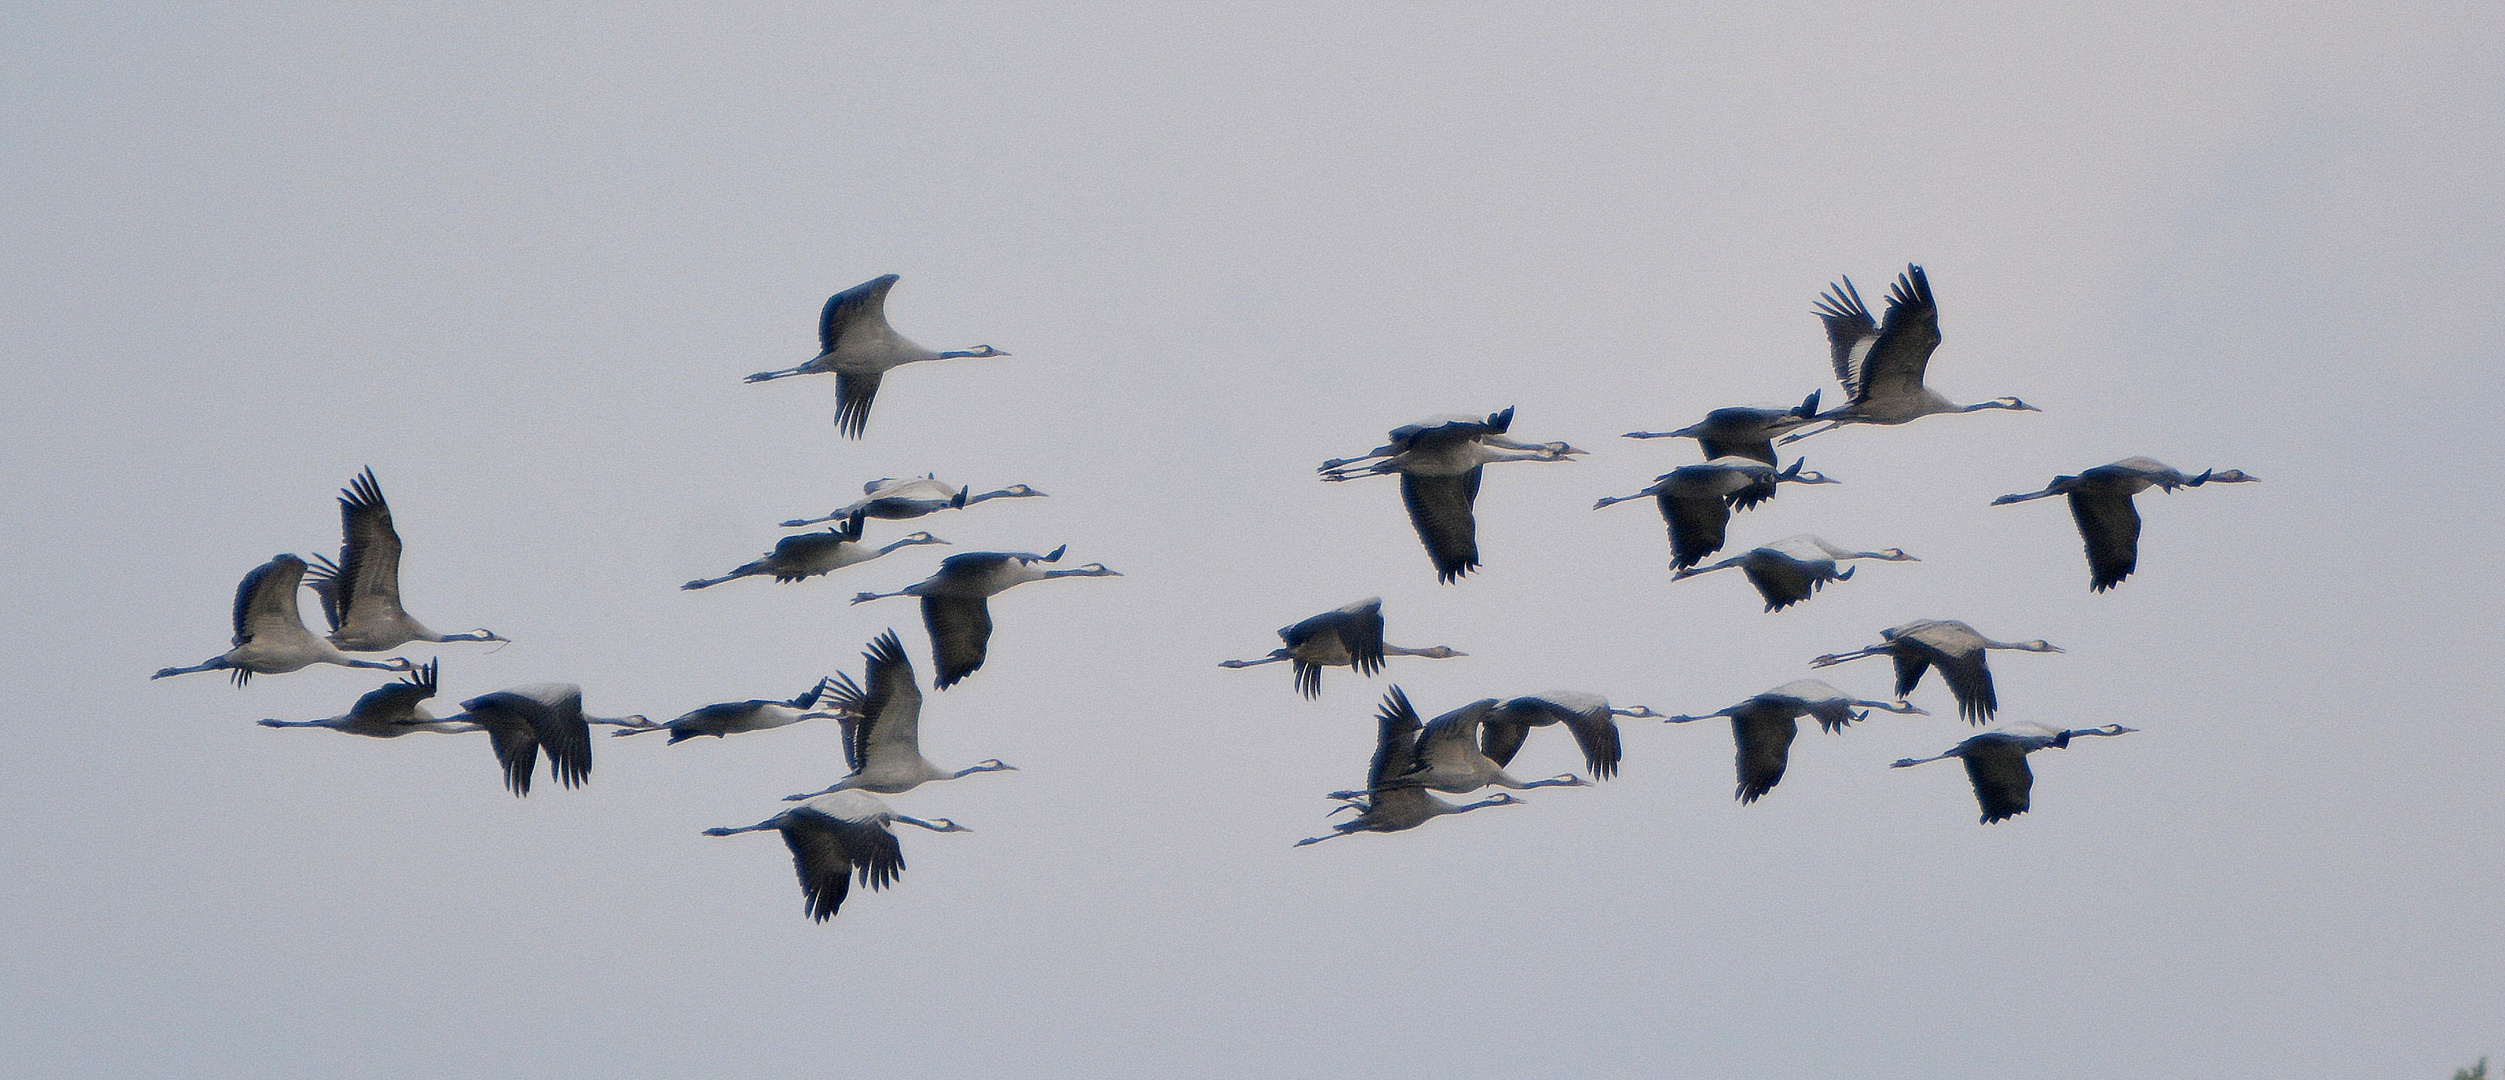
(4, 4, 2500, 1078)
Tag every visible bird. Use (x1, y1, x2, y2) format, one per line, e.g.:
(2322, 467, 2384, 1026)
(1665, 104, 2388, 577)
(1320, 408, 1585, 583)
(1671, 534, 1918, 611)
(152, 554, 416, 685)
(1810, 619, 2064, 723)
(1777, 266, 2039, 445)
(302, 468, 508, 652)
(1216, 597, 1465, 698)
(782, 631, 1017, 800)
(1665, 679, 1928, 803)
(602, 679, 849, 742)
(1477, 691, 1663, 781)
(1593, 457, 1840, 570)
(1325, 688, 1588, 801)
(432, 683, 621, 796)
(780, 475, 1046, 528)
(743, 275, 1007, 438)
(1622, 391, 1822, 464)
(682, 511, 947, 590)
(852, 545, 1121, 688)
(1991, 457, 2260, 591)
(258, 659, 478, 737)
(1297, 687, 1527, 846)
(703, 789, 969, 922)
(1892, 722, 2137, 823)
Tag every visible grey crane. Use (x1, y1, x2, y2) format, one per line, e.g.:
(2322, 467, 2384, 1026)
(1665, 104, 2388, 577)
(682, 511, 947, 590)
(853, 545, 1121, 688)
(1892, 722, 2137, 823)
(258, 659, 478, 737)
(1811, 619, 2064, 723)
(703, 789, 969, 922)
(603, 679, 848, 742)
(152, 554, 416, 685)
(1478, 691, 1662, 782)
(1622, 391, 1822, 464)
(1297, 687, 1526, 846)
(781, 475, 1046, 528)
(1671, 534, 1918, 611)
(783, 631, 1017, 800)
(1594, 457, 1840, 570)
(1217, 597, 1465, 698)
(303, 468, 507, 652)
(1777, 266, 2038, 445)
(1991, 457, 2259, 591)
(1665, 679, 1928, 803)
(743, 275, 1007, 438)
(1320, 408, 1585, 583)
(1326, 688, 1588, 802)
(434, 682, 623, 797)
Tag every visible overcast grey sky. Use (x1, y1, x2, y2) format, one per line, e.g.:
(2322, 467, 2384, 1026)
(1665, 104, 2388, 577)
(4, 3, 2500, 1077)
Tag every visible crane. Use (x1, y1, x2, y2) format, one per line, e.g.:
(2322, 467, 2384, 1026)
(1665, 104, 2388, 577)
(1320, 408, 1584, 583)
(682, 512, 947, 590)
(1777, 266, 2038, 444)
(152, 554, 416, 685)
(703, 789, 969, 922)
(852, 545, 1121, 688)
(1217, 597, 1464, 698)
(1594, 457, 1840, 570)
(303, 468, 507, 652)
(781, 475, 1045, 528)
(603, 679, 849, 742)
(744, 275, 1007, 438)
(782, 631, 1017, 799)
(1671, 534, 1917, 611)
(1297, 687, 1526, 846)
(1991, 457, 2259, 591)
(1810, 619, 2064, 722)
(258, 659, 478, 737)
(1622, 391, 1822, 464)
(1665, 679, 1927, 803)
(1478, 691, 1662, 781)
(1325, 688, 1588, 801)
(1892, 722, 2136, 823)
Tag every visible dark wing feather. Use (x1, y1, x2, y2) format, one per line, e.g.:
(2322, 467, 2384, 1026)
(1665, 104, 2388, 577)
(1743, 560, 1822, 612)
(1931, 651, 1998, 724)
(331, 468, 404, 631)
(484, 720, 540, 796)
(532, 688, 593, 790)
(1366, 688, 1425, 792)
(1697, 434, 1778, 466)
(2069, 488, 2143, 592)
(784, 824, 858, 922)
(1891, 649, 1933, 700)
(1400, 469, 1481, 584)
(231, 555, 308, 646)
(852, 630, 923, 762)
(1814, 277, 1878, 398)
(1732, 713, 1798, 803)
(833, 372, 882, 439)
(1479, 720, 1530, 769)
(1963, 745, 2035, 823)
(349, 658, 438, 721)
(1857, 266, 1943, 404)
(819, 275, 899, 353)
(1661, 491, 1731, 570)
(1337, 603, 1387, 678)
(922, 595, 993, 688)
(1563, 708, 1623, 781)
(1293, 659, 1322, 699)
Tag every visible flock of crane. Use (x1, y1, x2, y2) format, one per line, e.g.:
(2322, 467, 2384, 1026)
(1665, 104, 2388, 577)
(151, 264, 2255, 922)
